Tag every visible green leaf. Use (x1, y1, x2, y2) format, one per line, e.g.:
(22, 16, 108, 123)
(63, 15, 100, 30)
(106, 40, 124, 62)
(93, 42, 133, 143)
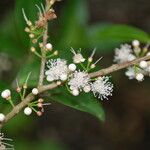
(89, 24, 150, 53)
(17, 56, 40, 87)
(52, 88, 105, 122)
(56, 0, 89, 53)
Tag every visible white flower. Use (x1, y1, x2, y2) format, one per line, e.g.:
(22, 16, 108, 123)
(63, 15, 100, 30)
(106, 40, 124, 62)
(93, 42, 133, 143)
(0, 113, 5, 122)
(125, 67, 135, 79)
(91, 76, 113, 100)
(46, 59, 68, 82)
(68, 71, 90, 91)
(71, 48, 85, 64)
(1, 89, 11, 99)
(136, 73, 144, 81)
(139, 61, 148, 69)
(24, 107, 32, 116)
(114, 44, 133, 63)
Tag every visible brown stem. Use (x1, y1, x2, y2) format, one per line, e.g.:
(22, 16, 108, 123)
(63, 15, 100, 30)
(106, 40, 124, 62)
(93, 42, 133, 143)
(1, 55, 150, 128)
(89, 55, 150, 78)
(38, 1, 49, 87)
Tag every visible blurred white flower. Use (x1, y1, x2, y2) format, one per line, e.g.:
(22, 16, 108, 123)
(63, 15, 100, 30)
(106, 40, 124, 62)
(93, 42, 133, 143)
(125, 67, 135, 79)
(114, 44, 133, 63)
(136, 73, 144, 82)
(139, 61, 148, 69)
(91, 76, 113, 100)
(68, 71, 90, 92)
(45, 59, 68, 82)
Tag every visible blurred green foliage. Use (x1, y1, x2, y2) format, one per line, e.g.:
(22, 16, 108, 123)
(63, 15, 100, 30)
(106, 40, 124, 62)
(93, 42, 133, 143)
(0, 0, 150, 149)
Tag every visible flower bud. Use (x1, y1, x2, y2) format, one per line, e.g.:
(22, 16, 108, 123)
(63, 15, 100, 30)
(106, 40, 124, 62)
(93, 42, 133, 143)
(68, 64, 76, 71)
(38, 98, 44, 103)
(139, 61, 148, 69)
(30, 47, 36, 52)
(45, 43, 53, 51)
(132, 40, 140, 47)
(32, 88, 39, 95)
(24, 107, 32, 116)
(136, 73, 144, 81)
(83, 85, 91, 93)
(0, 113, 5, 122)
(72, 89, 79, 96)
(37, 111, 42, 116)
(1, 89, 11, 99)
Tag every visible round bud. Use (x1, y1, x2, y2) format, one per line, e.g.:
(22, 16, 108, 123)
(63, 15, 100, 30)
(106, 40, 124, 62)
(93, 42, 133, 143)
(37, 111, 42, 116)
(32, 88, 39, 95)
(23, 84, 27, 89)
(68, 64, 76, 71)
(37, 103, 43, 108)
(38, 98, 44, 103)
(132, 40, 140, 47)
(83, 85, 91, 93)
(27, 21, 32, 26)
(60, 74, 67, 81)
(0, 113, 5, 122)
(1, 89, 11, 99)
(72, 89, 79, 96)
(88, 57, 93, 63)
(91, 64, 96, 69)
(56, 81, 62, 85)
(29, 34, 34, 38)
(147, 52, 150, 56)
(16, 87, 21, 93)
(136, 73, 144, 81)
(32, 39, 37, 44)
(39, 43, 43, 48)
(54, 51, 58, 56)
(139, 61, 148, 69)
(24, 107, 32, 116)
(25, 27, 30, 32)
(45, 43, 53, 51)
(30, 47, 35, 52)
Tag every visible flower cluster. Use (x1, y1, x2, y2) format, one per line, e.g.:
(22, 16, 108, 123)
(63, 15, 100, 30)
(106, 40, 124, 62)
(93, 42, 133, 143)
(114, 40, 150, 81)
(45, 48, 114, 100)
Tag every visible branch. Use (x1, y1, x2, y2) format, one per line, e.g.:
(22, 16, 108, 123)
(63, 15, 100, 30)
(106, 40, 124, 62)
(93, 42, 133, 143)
(89, 55, 150, 78)
(1, 55, 150, 128)
(38, 1, 49, 87)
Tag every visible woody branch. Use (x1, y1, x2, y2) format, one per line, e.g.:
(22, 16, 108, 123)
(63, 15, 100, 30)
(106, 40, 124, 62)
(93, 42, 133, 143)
(0, 54, 150, 128)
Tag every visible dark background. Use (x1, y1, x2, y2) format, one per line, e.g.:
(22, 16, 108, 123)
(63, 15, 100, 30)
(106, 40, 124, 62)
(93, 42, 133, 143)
(0, 0, 150, 150)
